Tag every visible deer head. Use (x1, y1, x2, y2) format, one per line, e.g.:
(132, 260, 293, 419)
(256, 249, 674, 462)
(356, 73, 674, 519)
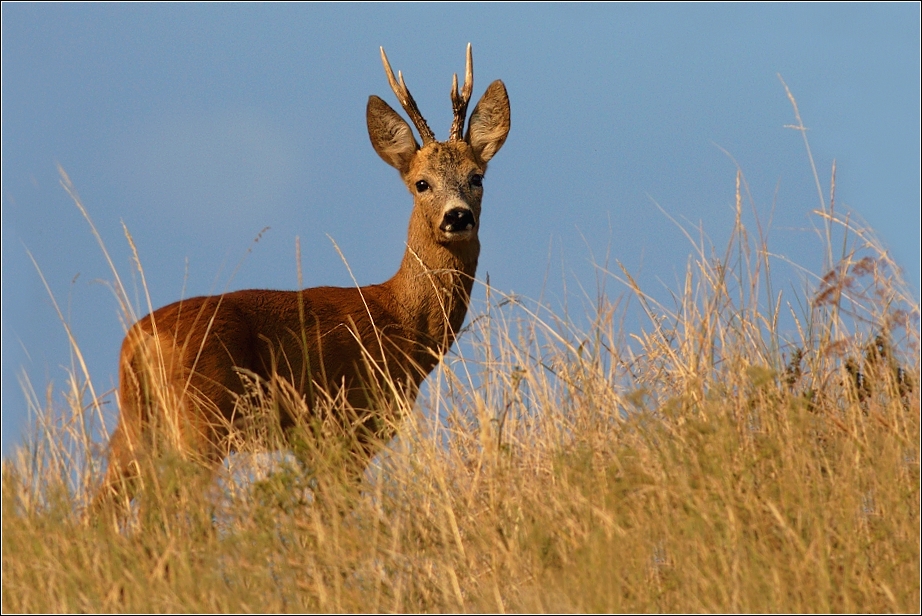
(366, 45, 510, 257)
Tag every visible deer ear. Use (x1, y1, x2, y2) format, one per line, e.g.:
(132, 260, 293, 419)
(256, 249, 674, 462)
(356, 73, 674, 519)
(367, 95, 419, 174)
(465, 80, 510, 164)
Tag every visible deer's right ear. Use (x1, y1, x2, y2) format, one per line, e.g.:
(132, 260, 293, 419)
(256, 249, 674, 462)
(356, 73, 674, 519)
(367, 95, 419, 175)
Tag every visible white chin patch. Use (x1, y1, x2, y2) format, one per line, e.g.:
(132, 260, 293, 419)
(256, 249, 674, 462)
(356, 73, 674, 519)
(443, 227, 475, 241)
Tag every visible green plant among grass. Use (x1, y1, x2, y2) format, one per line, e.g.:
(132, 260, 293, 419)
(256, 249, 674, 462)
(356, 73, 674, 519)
(3, 124, 919, 612)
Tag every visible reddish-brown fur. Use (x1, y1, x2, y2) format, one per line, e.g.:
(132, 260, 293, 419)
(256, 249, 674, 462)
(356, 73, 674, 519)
(96, 45, 510, 508)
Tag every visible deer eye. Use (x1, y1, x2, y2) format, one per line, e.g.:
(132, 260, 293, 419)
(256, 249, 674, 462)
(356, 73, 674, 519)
(470, 174, 483, 188)
(415, 180, 430, 193)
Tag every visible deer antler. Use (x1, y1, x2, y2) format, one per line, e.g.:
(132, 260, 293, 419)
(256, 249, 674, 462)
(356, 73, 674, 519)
(449, 43, 474, 142)
(380, 47, 436, 145)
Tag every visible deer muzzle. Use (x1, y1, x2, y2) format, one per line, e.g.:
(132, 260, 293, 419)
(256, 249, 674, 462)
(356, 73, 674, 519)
(439, 207, 477, 239)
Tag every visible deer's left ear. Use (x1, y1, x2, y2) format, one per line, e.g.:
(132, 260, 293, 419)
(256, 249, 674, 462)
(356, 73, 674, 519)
(367, 95, 420, 175)
(465, 80, 510, 164)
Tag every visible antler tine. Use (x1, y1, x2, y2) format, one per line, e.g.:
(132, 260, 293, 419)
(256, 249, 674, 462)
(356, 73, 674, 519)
(380, 47, 435, 144)
(449, 43, 474, 141)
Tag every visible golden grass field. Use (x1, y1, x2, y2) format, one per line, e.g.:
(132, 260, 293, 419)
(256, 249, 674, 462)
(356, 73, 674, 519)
(3, 117, 919, 612)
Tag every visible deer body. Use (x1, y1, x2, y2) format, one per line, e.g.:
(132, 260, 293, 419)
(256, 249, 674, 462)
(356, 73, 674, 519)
(98, 45, 510, 506)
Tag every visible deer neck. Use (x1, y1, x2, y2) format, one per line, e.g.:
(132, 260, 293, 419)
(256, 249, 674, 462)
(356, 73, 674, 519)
(385, 219, 479, 357)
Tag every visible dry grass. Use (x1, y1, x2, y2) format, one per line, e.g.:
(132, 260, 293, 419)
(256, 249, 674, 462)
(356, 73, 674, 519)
(3, 115, 919, 612)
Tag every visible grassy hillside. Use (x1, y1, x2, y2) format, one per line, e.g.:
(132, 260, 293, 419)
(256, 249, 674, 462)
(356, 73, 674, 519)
(3, 160, 919, 612)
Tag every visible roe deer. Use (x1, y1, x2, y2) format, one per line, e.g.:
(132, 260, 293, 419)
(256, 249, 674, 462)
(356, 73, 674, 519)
(95, 44, 510, 510)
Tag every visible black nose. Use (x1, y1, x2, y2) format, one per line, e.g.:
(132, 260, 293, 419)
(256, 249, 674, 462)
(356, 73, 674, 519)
(439, 208, 476, 234)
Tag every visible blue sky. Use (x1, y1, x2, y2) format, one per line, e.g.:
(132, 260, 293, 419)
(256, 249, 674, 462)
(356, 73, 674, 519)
(2, 4, 919, 453)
